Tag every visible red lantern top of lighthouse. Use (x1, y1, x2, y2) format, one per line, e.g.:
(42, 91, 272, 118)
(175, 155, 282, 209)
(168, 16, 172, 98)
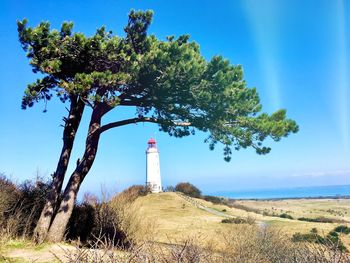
(148, 138, 157, 148)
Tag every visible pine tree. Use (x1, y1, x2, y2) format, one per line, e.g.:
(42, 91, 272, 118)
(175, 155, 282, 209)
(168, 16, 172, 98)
(18, 10, 298, 242)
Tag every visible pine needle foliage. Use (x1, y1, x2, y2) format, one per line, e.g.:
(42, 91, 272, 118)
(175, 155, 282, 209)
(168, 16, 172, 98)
(18, 10, 298, 161)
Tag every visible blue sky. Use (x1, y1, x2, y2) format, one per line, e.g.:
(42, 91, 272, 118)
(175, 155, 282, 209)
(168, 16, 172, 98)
(0, 0, 349, 196)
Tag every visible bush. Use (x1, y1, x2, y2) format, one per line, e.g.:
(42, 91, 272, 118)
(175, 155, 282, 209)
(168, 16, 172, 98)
(292, 229, 347, 252)
(117, 185, 148, 201)
(325, 231, 347, 252)
(310, 227, 318, 233)
(221, 217, 254, 224)
(279, 213, 293, 219)
(175, 182, 201, 198)
(334, 225, 350, 234)
(0, 174, 20, 224)
(229, 201, 262, 214)
(297, 216, 334, 223)
(292, 232, 323, 243)
(0, 173, 51, 238)
(202, 195, 222, 204)
(67, 202, 96, 243)
(60, 226, 350, 263)
(67, 185, 150, 246)
(222, 218, 242, 224)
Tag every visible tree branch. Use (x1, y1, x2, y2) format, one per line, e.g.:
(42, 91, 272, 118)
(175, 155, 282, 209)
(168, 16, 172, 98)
(118, 95, 150, 107)
(99, 117, 191, 134)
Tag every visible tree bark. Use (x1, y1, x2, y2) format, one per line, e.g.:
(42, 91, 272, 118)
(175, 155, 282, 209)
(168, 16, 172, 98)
(46, 108, 102, 242)
(33, 97, 85, 243)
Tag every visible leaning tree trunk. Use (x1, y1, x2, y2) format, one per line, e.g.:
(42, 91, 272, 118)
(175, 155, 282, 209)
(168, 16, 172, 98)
(33, 97, 85, 243)
(46, 109, 102, 242)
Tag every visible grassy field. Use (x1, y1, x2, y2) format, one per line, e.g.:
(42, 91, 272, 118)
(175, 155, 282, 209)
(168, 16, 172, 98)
(133, 192, 350, 246)
(236, 198, 350, 221)
(131, 192, 232, 245)
(2, 192, 350, 262)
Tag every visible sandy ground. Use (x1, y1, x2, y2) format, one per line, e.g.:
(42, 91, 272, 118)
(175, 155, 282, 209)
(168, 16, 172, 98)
(2, 243, 73, 263)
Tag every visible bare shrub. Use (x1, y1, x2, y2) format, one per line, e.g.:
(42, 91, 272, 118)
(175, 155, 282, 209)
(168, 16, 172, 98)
(66, 185, 153, 247)
(57, 226, 350, 263)
(0, 174, 21, 237)
(17, 179, 51, 237)
(54, 235, 217, 263)
(221, 215, 256, 225)
(66, 202, 96, 243)
(160, 236, 217, 263)
(220, 225, 350, 263)
(0, 174, 50, 239)
(109, 185, 156, 244)
(67, 195, 129, 247)
(113, 185, 148, 204)
(0, 174, 20, 219)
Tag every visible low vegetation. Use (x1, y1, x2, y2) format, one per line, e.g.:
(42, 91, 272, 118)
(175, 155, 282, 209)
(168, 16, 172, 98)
(0, 173, 150, 247)
(229, 201, 262, 214)
(279, 213, 294, 219)
(66, 184, 151, 246)
(297, 216, 335, 223)
(292, 228, 348, 252)
(175, 182, 202, 198)
(1, 176, 350, 262)
(56, 225, 350, 263)
(221, 216, 255, 225)
(202, 195, 224, 204)
(234, 198, 350, 223)
(173, 182, 234, 207)
(334, 225, 350, 234)
(0, 173, 50, 239)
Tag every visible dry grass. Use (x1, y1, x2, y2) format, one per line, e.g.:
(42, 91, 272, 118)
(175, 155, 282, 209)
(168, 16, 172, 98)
(3, 227, 350, 263)
(54, 225, 350, 263)
(2, 191, 350, 262)
(231, 198, 350, 241)
(0, 174, 51, 241)
(236, 198, 350, 221)
(131, 193, 233, 244)
(131, 193, 350, 249)
(108, 185, 156, 244)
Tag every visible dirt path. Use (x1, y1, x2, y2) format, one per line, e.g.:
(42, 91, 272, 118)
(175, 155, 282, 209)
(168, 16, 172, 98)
(175, 192, 268, 228)
(3, 243, 74, 263)
(176, 192, 230, 217)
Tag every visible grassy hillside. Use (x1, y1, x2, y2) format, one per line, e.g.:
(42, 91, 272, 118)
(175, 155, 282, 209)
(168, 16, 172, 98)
(131, 192, 232, 244)
(132, 192, 350, 247)
(2, 191, 350, 262)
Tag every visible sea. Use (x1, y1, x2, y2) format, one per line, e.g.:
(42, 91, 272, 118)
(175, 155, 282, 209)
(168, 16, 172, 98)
(210, 185, 350, 199)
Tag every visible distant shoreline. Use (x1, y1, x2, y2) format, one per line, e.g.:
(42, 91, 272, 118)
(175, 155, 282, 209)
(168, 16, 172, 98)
(210, 184, 350, 200)
(230, 195, 350, 201)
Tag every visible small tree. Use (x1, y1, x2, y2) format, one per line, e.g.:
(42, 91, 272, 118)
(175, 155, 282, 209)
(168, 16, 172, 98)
(175, 182, 202, 198)
(165, 186, 175, 192)
(18, 10, 298, 242)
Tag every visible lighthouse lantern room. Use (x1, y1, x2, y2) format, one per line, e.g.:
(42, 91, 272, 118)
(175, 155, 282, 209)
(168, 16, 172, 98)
(146, 138, 162, 193)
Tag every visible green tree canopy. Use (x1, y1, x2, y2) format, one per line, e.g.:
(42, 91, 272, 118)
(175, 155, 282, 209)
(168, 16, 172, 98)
(18, 10, 298, 162)
(18, 10, 299, 242)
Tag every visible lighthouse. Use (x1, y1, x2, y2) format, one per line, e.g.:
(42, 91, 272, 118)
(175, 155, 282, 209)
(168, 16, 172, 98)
(146, 138, 162, 193)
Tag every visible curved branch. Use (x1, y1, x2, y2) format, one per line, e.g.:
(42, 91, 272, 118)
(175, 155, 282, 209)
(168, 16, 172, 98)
(99, 117, 191, 134)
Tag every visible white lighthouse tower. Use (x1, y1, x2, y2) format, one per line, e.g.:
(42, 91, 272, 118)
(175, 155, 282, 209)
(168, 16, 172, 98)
(146, 138, 162, 193)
